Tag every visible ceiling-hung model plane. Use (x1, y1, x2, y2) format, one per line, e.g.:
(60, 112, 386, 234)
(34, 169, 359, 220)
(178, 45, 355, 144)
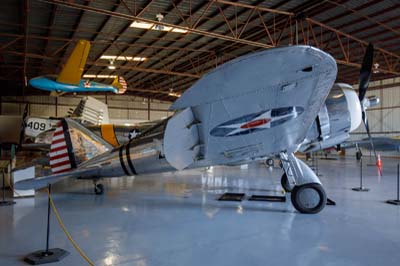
(18, 45, 375, 214)
(29, 40, 127, 95)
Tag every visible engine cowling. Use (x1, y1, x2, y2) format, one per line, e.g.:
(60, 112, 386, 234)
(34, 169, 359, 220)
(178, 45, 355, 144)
(300, 83, 364, 152)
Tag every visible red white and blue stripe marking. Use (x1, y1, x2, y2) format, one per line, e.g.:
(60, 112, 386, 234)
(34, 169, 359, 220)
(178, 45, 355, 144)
(49, 123, 72, 174)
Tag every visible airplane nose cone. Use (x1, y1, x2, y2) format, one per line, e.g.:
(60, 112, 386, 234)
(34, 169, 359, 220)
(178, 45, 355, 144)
(341, 85, 362, 132)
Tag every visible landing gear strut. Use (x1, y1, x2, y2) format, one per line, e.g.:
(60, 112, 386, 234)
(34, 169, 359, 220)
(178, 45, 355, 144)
(94, 183, 104, 195)
(280, 173, 292, 192)
(280, 152, 327, 214)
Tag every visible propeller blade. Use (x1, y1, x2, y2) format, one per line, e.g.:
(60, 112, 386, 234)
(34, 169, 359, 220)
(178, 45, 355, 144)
(358, 43, 381, 175)
(362, 110, 382, 175)
(358, 43, 374, 102)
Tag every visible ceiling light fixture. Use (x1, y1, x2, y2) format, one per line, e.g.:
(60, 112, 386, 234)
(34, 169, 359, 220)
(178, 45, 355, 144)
(130, 21, 188, 34)
(108, 59, 116, 70)
(168, 89, 181, 98)
(83, 74, 117, 79)
(373, 62, 380, 74)
(100, 55, 147, 61)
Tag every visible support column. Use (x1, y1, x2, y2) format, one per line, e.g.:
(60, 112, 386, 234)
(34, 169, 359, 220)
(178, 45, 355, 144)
(147, 98, 150, 121)
(55, 97, 58, 117)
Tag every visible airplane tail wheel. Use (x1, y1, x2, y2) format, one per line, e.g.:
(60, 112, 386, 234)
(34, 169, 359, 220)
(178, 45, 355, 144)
(94, 183, 104, 195)
(281, 173, 292, 192)
(291, 183, 327, 214)
(266, 158, 274, 167)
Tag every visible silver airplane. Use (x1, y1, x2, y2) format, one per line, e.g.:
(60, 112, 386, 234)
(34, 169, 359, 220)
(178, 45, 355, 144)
(16, 45, 374, 214)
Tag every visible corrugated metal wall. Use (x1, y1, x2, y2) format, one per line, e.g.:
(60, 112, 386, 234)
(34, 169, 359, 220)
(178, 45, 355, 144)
(352, 77, 400, 138)
(0, 95, 172, 122)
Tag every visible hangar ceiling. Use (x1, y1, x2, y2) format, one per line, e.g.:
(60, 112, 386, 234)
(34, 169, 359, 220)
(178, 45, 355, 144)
(0, 0, 399, 101)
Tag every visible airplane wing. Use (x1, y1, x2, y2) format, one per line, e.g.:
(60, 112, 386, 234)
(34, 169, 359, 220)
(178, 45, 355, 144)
(165, 46, 337, 168)
(56, 40, 90, 85)
(14, 166, 101, 190)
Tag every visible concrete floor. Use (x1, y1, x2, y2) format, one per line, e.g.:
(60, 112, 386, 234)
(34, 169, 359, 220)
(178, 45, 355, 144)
(1, 156, 400, 266)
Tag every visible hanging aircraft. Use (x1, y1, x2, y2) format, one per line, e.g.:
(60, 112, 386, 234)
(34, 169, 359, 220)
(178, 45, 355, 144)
(16, 45, 377, 214)
(29, 40, 127, 95)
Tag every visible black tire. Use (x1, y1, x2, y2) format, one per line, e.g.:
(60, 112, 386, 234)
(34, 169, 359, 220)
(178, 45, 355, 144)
(94, 183, 104, 195)
(281, 173, 292, 192)
(291, 183, 327, 214)
(266, 158, 274, 167)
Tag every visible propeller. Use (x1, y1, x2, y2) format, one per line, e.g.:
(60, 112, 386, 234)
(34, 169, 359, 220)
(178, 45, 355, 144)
(358, 43, 381, 175)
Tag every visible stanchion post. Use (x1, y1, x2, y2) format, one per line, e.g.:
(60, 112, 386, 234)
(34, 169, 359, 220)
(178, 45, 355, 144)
(352, 158, 370, 192)
(0, 167, 15, 206)
(386, 163, 400, 205)
(24, 184, 69, 265)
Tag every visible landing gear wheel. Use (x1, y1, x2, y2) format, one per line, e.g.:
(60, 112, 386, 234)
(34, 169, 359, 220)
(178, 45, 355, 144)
(266, 158, 274, 167)
(281, 173, 292, 192)
(94, 183, 104, 195)
(291, 183, 327, 214)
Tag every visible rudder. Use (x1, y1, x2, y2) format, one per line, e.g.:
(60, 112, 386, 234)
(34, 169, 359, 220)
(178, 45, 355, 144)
(57, 40, 90, 85)
(49, 118, 113, 174)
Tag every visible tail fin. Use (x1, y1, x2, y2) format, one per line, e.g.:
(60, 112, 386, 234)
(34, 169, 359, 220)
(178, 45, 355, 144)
(111, 76, 127, 94)
(57, 40, 90, 85)
(49, 119, 112, 174)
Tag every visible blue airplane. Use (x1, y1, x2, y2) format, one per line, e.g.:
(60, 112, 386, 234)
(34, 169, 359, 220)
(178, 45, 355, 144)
(29, 40, 127, 95)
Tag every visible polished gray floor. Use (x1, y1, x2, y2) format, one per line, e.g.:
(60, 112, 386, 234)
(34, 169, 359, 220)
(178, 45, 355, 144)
(1, 156, 400, 266)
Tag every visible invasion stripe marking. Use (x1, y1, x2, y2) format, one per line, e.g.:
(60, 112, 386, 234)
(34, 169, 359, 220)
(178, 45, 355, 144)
(126, 142, 137, 175)
(119, 145, 130, 176)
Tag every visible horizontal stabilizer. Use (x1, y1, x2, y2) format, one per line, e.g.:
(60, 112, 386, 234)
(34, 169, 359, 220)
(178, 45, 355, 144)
(111, 76, 127, 94)
(14, 167, 99, 190)
(164, 107, 200, 170)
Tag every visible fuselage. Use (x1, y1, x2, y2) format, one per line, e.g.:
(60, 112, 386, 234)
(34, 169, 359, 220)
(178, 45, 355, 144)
(29, 75, 118, 94)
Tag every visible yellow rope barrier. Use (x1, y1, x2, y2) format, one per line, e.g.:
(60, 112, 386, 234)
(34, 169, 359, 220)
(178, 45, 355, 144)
(46, 189, 95, 266)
